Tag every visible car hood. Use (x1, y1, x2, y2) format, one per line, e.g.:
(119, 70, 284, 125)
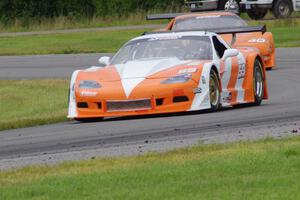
(78, 58, 207, 98)
(111, 57, 193, 80)
(80, 58, 207, 82)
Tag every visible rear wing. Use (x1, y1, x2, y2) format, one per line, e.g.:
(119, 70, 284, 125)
(143, 25, 267, 45)
(146, 13, 185, 20)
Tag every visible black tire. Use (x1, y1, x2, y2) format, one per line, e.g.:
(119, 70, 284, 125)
(219, 0, 241, 15)
(74, 117, 104, 123)
(247, 8, 268, 20)
(273, 0, 293, 18)
(253, 59, 264, 106)
(209, 69, 221, 112)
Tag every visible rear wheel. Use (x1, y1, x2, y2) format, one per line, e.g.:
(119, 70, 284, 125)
(209, 70, 221, 111)
(273, 0, 293, 18)
(247, 8, 268, 20)
(253, 59, 264, 105)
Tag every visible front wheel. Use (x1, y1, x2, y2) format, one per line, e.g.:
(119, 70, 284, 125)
(219, 0, 241, 15)
(209, 70, 221, 112)
(253, 59, 264, 105)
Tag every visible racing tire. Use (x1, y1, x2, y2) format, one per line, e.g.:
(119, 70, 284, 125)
(209, 69, 221, 112)
(272, 0, 293, 18)
(75, 117, 104, 123)
(219, 0, 241, 15)
(247, 9, 268, 20)
(253, 59, 264, 106)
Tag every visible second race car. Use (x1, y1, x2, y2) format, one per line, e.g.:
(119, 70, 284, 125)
(147, 11, 276, 69)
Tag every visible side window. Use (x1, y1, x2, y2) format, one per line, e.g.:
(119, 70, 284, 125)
(212, 36, 227, 58)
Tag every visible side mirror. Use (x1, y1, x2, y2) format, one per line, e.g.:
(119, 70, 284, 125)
(222, 49, 239, 60)
(98, 56, 111, 66)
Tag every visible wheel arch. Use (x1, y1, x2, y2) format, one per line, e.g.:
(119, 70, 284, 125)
(211, 65, 223, 92)
(246, 54, 268, 100)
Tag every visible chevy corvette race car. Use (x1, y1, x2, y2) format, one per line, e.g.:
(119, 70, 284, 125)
(68, 28, 268, 121)
(147, 11, 275, 69)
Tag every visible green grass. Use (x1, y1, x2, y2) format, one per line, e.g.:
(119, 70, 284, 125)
(1, 136, 300, 199)
(249, 18, 300, 47)
(0, 13, 166, 33)
(0, 29, 149, 55)
(0, 79, 69, 131)
(0, 18, 299, 56)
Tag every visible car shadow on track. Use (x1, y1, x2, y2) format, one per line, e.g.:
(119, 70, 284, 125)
(72, 103, 259, 124)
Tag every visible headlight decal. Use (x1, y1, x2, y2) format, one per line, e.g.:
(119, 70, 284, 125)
(79, 80, 101, 89)
(161, 73, 192, 84)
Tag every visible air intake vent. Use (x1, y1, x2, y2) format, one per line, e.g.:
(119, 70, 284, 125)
(173, 96, 189, 103)
(156, 98, 164, 106)
(77, 102, 88, 108)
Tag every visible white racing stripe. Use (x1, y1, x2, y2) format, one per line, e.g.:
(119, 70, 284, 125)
(220, 58, 232, 107)
(68, 70, 80, 118)
(189, 63, 211, 111)
(236, 53, 246, 103)
(114, 58, 189, 98)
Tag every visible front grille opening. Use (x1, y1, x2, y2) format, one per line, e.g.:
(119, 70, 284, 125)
(97, 102, 102, 109)
(107, 99, 151, 112)
(173, 96, 189, 103)
(156, 98, 164, 106)
(77, 102, 88, 108)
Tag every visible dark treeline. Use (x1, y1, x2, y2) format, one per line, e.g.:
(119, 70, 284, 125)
(0, 0, 184, 25)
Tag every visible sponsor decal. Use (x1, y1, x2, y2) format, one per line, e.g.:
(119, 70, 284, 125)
(238, 62, 246, 79)
(178, 68, 197, 74)
(222, 92, 232, 103)
(248, 38, 266, 43)
(193, 87, 202, 94)
(186, 61, 204, 66)
(149, 35, 181, 41)
(196, 15, 220, 19)
(80, 91, 97, 97)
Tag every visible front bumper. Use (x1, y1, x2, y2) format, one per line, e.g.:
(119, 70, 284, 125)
(72, 81, 200, 119)
(240, 0, 273, 9)
(185, 0, 218, 11)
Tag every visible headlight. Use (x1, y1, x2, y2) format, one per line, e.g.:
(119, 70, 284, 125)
(79, 80, 101, 89)
(161, 74, 192, 84)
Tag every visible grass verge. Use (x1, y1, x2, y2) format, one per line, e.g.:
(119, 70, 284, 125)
(0, 29, 149, 55)
(0, 79, 69, 131)
(0, 18, 300, 56)
(1, 136, 300, 199)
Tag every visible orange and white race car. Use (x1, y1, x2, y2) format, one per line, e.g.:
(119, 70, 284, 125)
(147, 11, 276, 69)
(68, 28, 268, 121)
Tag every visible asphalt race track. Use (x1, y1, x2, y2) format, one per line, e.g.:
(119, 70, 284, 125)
(0, 48, 300, 169)
(0, 53, 112, 79)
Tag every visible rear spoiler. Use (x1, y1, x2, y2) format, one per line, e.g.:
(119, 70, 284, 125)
(143, 25, 267, 45)
(146, 13, 185, 20)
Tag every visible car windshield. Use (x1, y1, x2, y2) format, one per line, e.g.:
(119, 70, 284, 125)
(111, 35, 212, 64)
(172, 15, 247, 31)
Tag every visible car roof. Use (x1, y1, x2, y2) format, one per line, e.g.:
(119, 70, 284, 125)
(175, 11, 237, 20)
(131, 31, 216, 42)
